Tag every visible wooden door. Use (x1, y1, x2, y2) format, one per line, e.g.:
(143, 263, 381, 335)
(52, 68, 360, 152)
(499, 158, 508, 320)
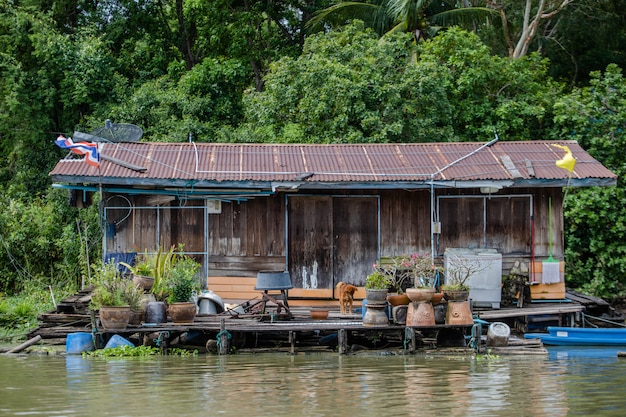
(288, 196, 378, 291)
(288, 196, 333, 289)
(332, 197, 378, 286)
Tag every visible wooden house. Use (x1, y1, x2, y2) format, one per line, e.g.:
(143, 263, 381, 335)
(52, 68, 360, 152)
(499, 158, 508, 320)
(50, 140, 617, 304)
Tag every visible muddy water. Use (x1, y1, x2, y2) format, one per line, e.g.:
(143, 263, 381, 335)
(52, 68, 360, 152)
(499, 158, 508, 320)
(1, 347, 626, 416)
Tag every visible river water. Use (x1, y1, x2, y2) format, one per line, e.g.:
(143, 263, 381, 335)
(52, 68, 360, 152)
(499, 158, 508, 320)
(1, 347, 626, 417)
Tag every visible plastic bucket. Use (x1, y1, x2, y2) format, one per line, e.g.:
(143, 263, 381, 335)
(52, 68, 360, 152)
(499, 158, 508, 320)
(104, 334, 134, 349)
(66, 332, 94, 355)
(487, 322, 511, 347)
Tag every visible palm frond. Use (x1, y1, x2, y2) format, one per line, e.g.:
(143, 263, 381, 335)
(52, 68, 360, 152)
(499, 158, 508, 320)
(431, 7, 498, 29)
(306, 2, 382, 32)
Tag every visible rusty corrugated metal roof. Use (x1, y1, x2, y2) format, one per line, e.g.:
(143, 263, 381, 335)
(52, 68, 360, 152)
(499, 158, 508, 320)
(49, 141, 617, 190)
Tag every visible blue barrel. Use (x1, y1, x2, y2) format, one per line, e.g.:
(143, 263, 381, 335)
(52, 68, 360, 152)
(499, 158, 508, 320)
(66, 332, 94, 355)
(104, 334, 134, 349)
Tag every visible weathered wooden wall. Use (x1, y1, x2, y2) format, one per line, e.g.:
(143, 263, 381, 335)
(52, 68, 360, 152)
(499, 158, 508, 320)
(104, 194, 206, 264)
(208, 194, 286, 276)
(104, 187, 564, 299)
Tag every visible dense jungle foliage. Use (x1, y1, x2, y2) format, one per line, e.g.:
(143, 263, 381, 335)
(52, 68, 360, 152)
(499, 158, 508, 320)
(1, 0, 626, 309)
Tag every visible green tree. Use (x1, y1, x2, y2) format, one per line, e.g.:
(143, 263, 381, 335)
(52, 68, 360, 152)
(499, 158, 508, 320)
(419, 28, 563, 141)
(234, 24, 562, 144)
(231, 21, 455, 144)
(308, 0, 495, 41)
(552, 64, 626, 298)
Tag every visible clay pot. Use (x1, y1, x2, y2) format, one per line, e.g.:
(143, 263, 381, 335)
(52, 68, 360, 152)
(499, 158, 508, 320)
(310, 309, 329, 320)
(99, 306, 131, 330)
(168, 302, 197, 324)
(387, 293, 411, 306)
(132, 275, 154, 291)
(405, 287, 436, 303)
(365, 289, 388, 303)
(431, 291, 444, 305)
(129, 309, 145, 325)
(443, 290, 470, 302)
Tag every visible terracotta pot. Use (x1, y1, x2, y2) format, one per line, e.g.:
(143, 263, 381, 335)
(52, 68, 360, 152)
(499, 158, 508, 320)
(168, 302, 197, 324)
(310, 309, 329, 320)
(405, 287, 436, 303)
(387, 293, 411, 306)
(443, 290, 470, 302)
(132, 274, 154, 291)
(99, 306, 131, 330)
(129, 309, 145, 325)
(431, 291, 444, 305)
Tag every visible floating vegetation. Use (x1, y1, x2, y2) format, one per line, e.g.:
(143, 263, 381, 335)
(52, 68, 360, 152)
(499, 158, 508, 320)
(83, 345, 198, 358)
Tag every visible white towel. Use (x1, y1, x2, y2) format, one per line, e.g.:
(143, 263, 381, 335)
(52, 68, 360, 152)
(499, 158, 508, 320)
(542, 261, 561, 284)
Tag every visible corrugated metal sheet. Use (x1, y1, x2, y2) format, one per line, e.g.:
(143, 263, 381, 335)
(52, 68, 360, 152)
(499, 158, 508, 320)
(49, 140, 617, 187)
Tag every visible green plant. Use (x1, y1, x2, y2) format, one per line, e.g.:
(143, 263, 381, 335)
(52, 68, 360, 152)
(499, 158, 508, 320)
(365, 270, 391, 290)
(89, 260, 143, 310)
(149, 245, 179, 302)
(167, 256, 201, 303)
(120, 254, 154, 277)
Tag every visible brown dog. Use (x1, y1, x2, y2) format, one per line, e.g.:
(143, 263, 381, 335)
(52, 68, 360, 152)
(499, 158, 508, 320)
(336, 281, 358, 315)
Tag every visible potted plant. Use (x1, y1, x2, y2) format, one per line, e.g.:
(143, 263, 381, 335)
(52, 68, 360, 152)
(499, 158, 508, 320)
(441, 252, 491, 301)
(90, 260, 134, 330)
(137, 246, 178, 324)
(120, 253, 155, 291)
(166, 255, 201, 324)
(365, 270, 391, 303)
(393, 253, 439, 303)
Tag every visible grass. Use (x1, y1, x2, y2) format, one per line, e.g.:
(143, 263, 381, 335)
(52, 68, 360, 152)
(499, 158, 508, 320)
(0, 281, 75, 343)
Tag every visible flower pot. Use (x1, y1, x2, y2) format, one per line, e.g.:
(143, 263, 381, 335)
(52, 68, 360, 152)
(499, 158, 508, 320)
(443, 290, 470, 302)
(129, 309, 145, 325)
(387, 293, 411, 306)
(406, 287, 436, 303)
(310, 309, 329, 320)
(132, 274, 154, 291)
(365, 289, 388, 303)
(168, 302, 197, 324)
(431, 291, 444, 305)
(99, 306, 131, 331)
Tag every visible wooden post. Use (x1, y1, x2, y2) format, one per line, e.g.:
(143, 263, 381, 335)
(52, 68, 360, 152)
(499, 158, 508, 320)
(405, 327, 416, 353)
(6, 335, 42, 354)
(337, 328, 347, 355)
(219, 318, 230, 355)
(289, 331, 296, 355)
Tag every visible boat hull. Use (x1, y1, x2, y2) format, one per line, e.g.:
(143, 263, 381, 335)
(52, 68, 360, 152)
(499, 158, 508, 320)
(525, 326, 626, 346)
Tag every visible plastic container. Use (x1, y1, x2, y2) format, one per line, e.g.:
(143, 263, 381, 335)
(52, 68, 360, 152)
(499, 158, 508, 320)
(487, 322, 510, 347)
(104, 334, 134, 349)
(66, 332, 94, 355)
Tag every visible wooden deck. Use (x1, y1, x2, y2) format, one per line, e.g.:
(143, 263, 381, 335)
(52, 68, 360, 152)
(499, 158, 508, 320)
(27, 287, 600, 355)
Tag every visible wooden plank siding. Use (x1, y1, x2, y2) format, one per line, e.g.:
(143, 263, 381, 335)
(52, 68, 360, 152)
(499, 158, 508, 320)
(103, 188, 565, 302)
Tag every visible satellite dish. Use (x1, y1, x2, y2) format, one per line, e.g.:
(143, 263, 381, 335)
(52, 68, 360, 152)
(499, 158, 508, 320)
(89, 119, 143, 142)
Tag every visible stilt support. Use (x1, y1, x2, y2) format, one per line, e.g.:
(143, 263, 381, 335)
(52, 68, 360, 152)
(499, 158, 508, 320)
(338, 329, 347, 355)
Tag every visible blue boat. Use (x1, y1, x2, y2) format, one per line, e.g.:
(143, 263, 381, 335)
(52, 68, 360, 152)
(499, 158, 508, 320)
(525, 326, 626, 346)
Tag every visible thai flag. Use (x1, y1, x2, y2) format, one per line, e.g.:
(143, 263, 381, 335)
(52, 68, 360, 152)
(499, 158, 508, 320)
(55, 135, 100, 167)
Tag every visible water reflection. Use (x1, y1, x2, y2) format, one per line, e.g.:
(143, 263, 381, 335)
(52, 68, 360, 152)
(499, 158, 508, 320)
(0, 350, 625, 416)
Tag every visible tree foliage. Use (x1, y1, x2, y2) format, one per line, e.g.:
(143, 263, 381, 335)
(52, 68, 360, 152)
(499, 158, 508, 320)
(552, 64, 626, 298)
(1, 0, 626, 299)
(233, 24, 562, 143)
